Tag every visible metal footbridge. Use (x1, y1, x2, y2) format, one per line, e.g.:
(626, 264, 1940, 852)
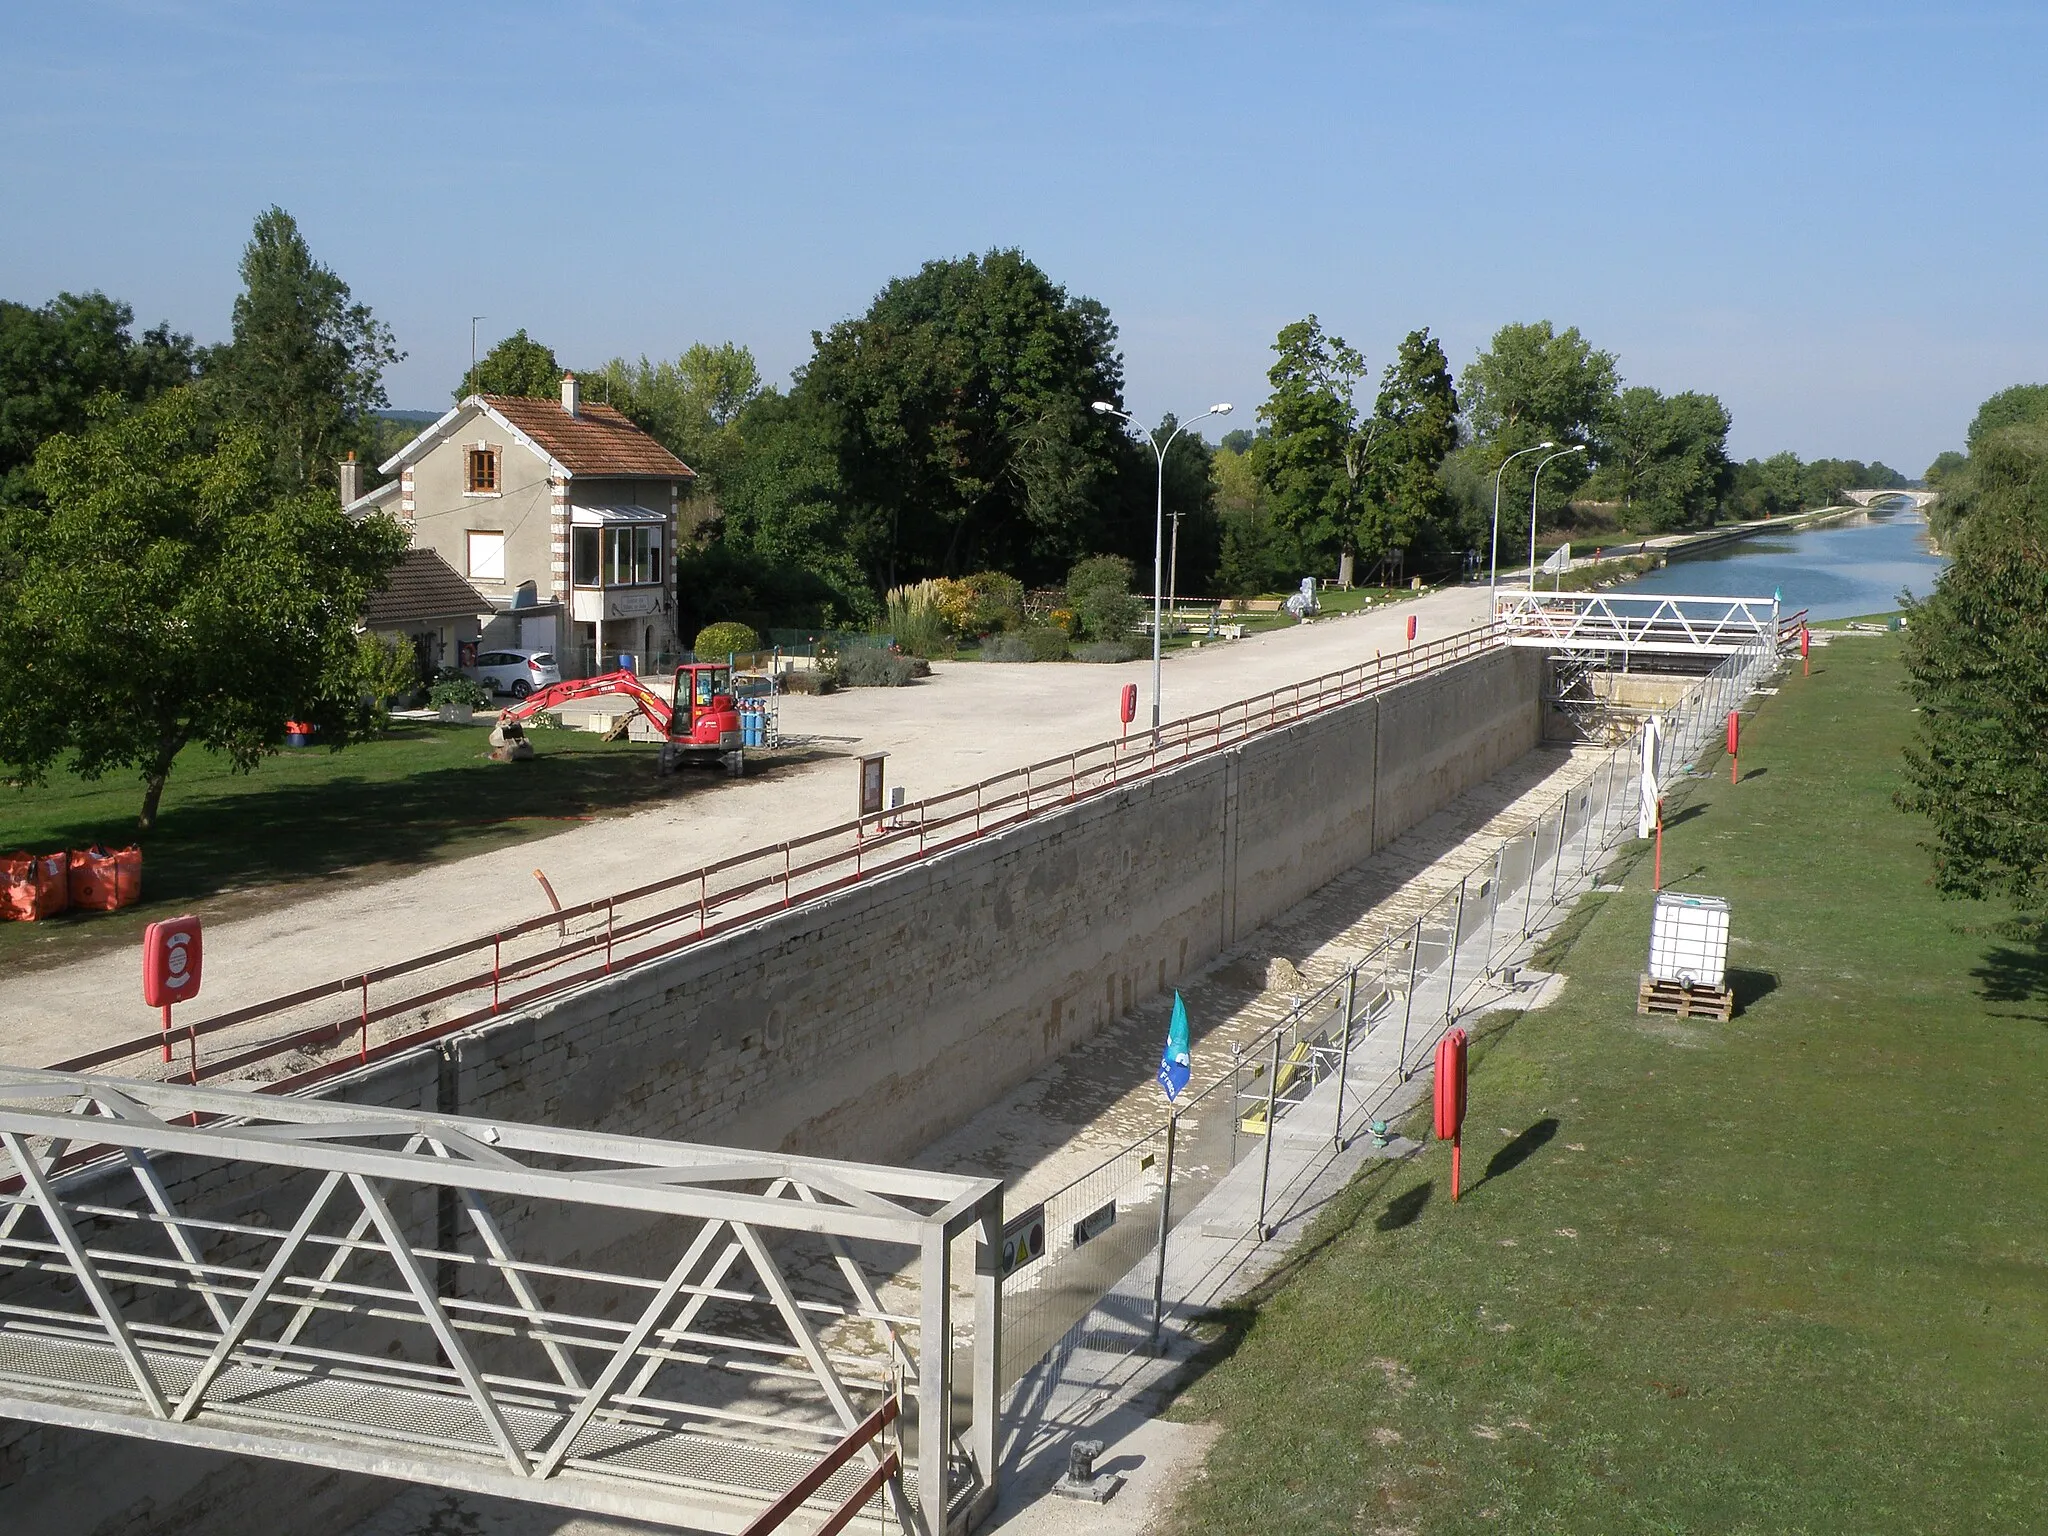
(0, 1071, 1002, 1534)
(1494, 590, 1793, 657)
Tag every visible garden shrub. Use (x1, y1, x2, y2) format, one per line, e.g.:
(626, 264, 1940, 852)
(1065, 555, 1139, 641)
(1072, 640, 1140, 663)
(1023, 625, 1070, 661)
(835, 646, 918, 687)
(356, 633, 422, 717)
(777, 667, 836, 695)
(428, 674, 492, 709)
(694, 621, 762, 658)
(882, 581, 956, 657)
(982, 632, 1036, 662)
(964, 571, 1026, 633)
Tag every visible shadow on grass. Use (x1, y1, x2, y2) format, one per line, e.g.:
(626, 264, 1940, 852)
(1663, 804, 1709, 830)
(1741, 766, 1770, 782)
(1376, 1181, 1433, 1231)
(1483, 1118, 1558, 1184)
(1728, 968, 1780, 1013)
(1973, 938, 2048, 1014)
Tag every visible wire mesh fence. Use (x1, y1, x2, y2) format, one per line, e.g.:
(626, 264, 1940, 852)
(998, 638, 1782, 1387)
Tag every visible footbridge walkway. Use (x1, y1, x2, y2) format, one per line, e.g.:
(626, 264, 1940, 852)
(0, 1071, 1000, 1534)
(1495, 590, 1802, 657)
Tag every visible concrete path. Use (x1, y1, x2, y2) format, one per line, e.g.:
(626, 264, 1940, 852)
(0, 586, 1489, 1068)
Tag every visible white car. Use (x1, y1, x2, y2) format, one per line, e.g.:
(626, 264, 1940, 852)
(472, 648, 561, 698)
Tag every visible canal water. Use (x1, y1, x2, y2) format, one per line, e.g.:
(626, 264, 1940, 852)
(1613, 505, 1948, 622)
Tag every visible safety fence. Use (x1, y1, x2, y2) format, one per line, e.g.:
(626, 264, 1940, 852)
(997, 636, 1783, 1387)
(56, 626, 1506, 1094)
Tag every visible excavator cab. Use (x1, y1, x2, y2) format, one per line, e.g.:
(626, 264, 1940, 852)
(660, 662, 743, 775)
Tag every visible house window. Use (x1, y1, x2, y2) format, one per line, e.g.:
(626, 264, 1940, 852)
(465, 447, 499, 494)
(574, 525, 662, 586)
(466, 530, 506, 581)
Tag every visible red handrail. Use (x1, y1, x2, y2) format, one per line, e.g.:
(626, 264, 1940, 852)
(740, 1395, 900, 1536)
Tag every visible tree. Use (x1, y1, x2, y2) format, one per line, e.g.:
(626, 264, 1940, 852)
(1356, 328, 1462, 571)
(462, 329, 561, 400)
(588, 342, 762, 502)
(1899, 486, 2048, 923)
(1966, 384, 2048, 452)
(210, 207, 402, 490)
(1249, 316, 1368, 569)
(1065, 554, 1138, 641)
(1588, 387, 1732, 531)
(1926, 450, 1969, 488)
(0, 291, 195, 502)
(1462, 320, 1616, 528)
(710, 387, 876, 622)
(796, 249, 1131, 587)
(0, 388, 408, 829)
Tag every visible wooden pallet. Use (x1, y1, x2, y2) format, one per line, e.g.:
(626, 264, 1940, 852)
(1637, 973, 1733, 1021)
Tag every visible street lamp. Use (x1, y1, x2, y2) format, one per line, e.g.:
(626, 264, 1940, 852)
(1527, 445, 1588, 590)
(1094, 399, 1233, 736)
(1489, 441, 1554, 600)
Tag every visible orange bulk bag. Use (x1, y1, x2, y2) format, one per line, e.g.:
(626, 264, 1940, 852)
(1, 853, 70, 921)
(69, 845, 142, 912)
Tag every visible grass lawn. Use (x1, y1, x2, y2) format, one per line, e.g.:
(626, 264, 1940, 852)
(0, 722, 696, 970)
(1167, 634, 2048, 1534)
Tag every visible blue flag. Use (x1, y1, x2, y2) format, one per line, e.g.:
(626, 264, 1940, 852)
(1157, 992, 1191, 1102)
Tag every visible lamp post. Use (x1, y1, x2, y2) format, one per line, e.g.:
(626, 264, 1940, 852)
(1489, 441, 1554, 600)
(1093, 400, 1233, 736)
(1527, 445, 1588, 590)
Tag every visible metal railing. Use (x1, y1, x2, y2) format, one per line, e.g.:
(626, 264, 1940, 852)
(56, 626, 1507, 1095)
(1495, 590, 1786, 654)
(998, 636, 1783, 1385)
(0, 1070, 998, 1535)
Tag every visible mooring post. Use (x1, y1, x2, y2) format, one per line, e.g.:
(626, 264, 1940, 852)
(1151, 1114, 1177, 1341)
(1256, 1033, 1281, 1239)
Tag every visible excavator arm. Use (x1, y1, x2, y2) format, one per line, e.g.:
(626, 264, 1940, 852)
(495, 670, 675, 735)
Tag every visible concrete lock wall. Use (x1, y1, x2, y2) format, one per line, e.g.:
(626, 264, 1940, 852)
(430, 644, 1544, 1164)
(0, 646, 1544, 1534)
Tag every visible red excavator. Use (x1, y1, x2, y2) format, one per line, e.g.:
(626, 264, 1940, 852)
(494, 663, 745, 775)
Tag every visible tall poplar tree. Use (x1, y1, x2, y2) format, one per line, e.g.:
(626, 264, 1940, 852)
(211, 206, 402, 490)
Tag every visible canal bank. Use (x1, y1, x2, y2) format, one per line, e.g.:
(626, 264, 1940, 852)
(1156, 631, 2048, 1535)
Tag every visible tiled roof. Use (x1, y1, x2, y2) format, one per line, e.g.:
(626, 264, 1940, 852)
(364, 548, 492, 628)
(481, 396, 695, 479)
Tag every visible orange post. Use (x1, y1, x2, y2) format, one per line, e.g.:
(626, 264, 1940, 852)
(1451, 1133, 1462, 1202)
(1726, 709, 1740, 784)
(1800, 624, 1811, 676)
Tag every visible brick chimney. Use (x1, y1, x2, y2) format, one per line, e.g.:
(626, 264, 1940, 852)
(338, 451, 361, 510)
(560, 371, 580, 418)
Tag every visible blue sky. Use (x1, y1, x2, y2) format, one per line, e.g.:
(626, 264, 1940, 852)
(3, 2, 2037, 472)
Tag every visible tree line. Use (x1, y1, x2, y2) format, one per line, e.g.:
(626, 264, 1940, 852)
(1899, 383, 2048, 938)
(476, 297, 1904, 626)
(1, 210, 1913, 822)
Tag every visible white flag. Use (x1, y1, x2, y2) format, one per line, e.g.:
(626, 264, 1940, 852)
(1637, 716, 1662, 838)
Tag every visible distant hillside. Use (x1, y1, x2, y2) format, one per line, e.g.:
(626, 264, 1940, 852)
(377, 409, 442, 424)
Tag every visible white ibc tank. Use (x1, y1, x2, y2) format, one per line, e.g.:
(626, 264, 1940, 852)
(1647, 891, 1730, 989)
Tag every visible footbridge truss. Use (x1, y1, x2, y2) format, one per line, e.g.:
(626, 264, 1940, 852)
(1494, 590, 1795, 657)
(0, 1069, 1002, 1535)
